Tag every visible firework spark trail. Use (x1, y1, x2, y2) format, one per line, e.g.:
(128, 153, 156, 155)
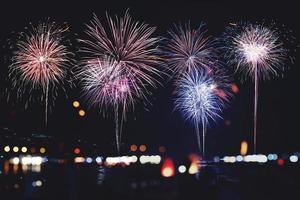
(77, 11, 161, 153)
(224, 23, 287, 153)
(9, 22, 72, 125)
(164, 23, 218, 77)
(174, 69, 231, 157)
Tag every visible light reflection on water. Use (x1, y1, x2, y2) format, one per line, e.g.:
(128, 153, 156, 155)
(0, 158, 108, 199)
(3, 157, 288, 200)
(97, 165, 106, 185)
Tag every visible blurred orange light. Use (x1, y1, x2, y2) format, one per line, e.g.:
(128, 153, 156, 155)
(130, 144, 137, 152)
(231, 83, 239, 93)
(161, 158, 175, 178)
(79, 110, 86, 117)
(40, 147, 46, 154)
(139, 145, 147, 152)
(240, 141, 248, 156)
(4, 160, 9, 174)
(30, 147, 36, 153)
(188, 161, 199, 175)
(74, 148, 81, 155)
(73, 101, 80, 108)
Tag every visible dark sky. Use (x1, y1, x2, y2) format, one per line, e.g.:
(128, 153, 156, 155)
(0, 0, 299, 157)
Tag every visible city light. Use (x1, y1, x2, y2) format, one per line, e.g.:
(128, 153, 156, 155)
(161, 158, 175, 178)
(40, 147, 46, 154)
(74, 157, 85, 163)
(4, 145, 10, 152)
(277, 159, 284, 166)
(139, 145, 147, 152)
(105, 156, 139, 166)
(139, 155, 161, 164)
(30, 147, 36, 153)
(236, 155, 243, 162)
(289, 155, 298, 163)
(13, 146, 19, 153)
(188, 161, 199, 175)
(158, 146, 166, 153)
(73, 101, 80, 108)
(21, 147, 27, 153)
(178, 165, 187, 173)
(267, 154, 278, 161)
(130, 144, 137, 152)
(79, 109, 86, 117)
(10, 157, 20, 165)
(74, 148, 81, 155)
(240, 141, 248, 156)
(86, 157, 93, 163)
(223, 156, 236, 163)
(21, 156, 32, 165)
(96, 156, 103, 164)
(20, 156, 45, 165)
(213, 156, 220, 163)
(31, 156, 43, 165)
(32, 180, 43, 187)
(243, 154, 267, 163)
(219, 153, 299, 164)
(131, 156, 138, 163)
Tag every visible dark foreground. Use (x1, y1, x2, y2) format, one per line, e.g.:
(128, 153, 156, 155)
(1, 157, 300, 200)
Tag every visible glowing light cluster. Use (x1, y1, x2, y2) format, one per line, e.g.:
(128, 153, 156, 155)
(9, 156, 45, 165)
(223, 154, 270, 163)
(105, 156, 138, 166)
(139, 155, 161, 164)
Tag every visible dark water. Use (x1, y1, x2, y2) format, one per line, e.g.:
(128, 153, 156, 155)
(1, 161, 300, 200)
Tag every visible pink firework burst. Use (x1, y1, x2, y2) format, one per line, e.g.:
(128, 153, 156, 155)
(77, 11, 162, 153)
(224, 22, 289, 154)
(9, 21, 73, 125)
(79, 57, 136, 112)
(224, 23, 287, 81)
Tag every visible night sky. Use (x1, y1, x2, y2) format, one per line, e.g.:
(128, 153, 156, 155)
(0, 0, 299, 157)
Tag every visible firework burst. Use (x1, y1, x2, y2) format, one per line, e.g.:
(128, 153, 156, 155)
(174, 69, 231, 156)
(224, 22, 288, 153)
(79, 57, 136, 113)
(224, 23, 287, 81)
(164, 23, 218, 76)
(9, 21, 73, 125)
(77, 11, 161, 153)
